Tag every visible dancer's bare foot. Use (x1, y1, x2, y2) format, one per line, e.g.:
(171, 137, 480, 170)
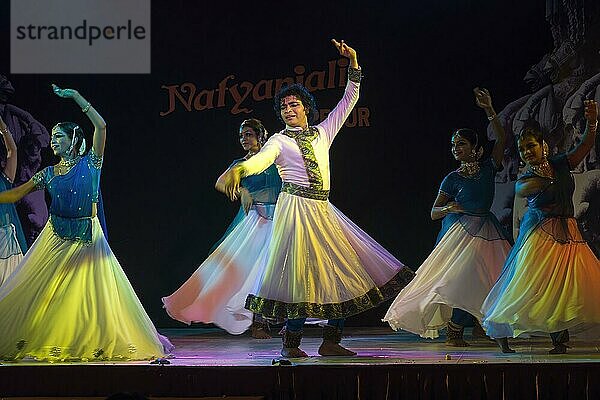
(281, 347, 308, 358)
(318, 341, 357, 356)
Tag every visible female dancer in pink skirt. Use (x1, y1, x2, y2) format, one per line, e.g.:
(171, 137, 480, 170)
(383, 88, 512, 346)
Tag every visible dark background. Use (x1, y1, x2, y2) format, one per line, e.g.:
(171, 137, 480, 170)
(0, 0, 552, 328)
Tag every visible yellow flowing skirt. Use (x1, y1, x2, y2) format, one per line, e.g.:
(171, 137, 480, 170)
(245, 192, 414, 319)
(0, 218, 170, 361)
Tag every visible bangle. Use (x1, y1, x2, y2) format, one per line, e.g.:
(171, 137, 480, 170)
(487, 113, 497, 121)
(588, 120, 598, 129)
(81, 102, 91, 113)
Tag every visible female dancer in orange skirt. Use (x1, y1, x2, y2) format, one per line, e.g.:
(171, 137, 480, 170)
(482, 100, 600, 354)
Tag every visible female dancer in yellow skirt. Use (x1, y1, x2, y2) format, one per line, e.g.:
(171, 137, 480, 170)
(0, 84, 172, 361)
(482, 99, 600, 354)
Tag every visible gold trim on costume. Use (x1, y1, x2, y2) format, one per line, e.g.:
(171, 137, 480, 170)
(245, 268, 415, 319)
(281, 182, 329, 200)
(282, 127, 323, 190)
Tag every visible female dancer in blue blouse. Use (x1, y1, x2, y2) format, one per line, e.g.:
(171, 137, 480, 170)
(384, 88, 512, 346)
(0, 84, 172, 361)
(163, 118, 281, 339)
(0, 115, 27, 285)
(482, 100, 600, 354)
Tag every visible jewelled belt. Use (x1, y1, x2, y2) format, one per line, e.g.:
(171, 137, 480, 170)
(49, 213, 94, 243)
(281, 182, 329, 201)
(51, 214, 93, 220)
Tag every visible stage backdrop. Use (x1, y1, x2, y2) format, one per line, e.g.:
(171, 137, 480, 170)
(2, 1, 597, 329)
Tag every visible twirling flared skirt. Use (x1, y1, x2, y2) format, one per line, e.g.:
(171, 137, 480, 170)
(162, 208, 273, 334)
(0, 218, 172, 361)
(245, 192, 415, 320)
(383, 219, 510, 338)
(482, 218, 600, 339)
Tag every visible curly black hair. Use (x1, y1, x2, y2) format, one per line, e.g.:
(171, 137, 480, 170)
(273, 83, 318, 125)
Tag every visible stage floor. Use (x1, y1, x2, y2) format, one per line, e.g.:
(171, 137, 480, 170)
(1, 326, 600, 399)
(160, 325, 600, 366)
(4, 325, 598, 367)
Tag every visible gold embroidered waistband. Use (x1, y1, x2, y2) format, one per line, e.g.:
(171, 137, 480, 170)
(281, 182, 329, 200)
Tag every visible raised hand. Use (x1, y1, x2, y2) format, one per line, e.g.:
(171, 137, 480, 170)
(52, 84, 79, 99)
(331, 39, 358, 68)
(566, 99, 598, 167)
(584, 99, 598, 124)
(474, 87, 493, 110)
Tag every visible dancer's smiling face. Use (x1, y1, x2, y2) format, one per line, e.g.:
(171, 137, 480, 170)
(451, 134, 476, 162)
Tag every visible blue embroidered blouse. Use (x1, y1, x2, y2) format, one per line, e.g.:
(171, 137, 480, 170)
(32, 150, 103, 243)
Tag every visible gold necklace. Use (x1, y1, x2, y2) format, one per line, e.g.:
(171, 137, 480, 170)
(55, 156, 80, 175)
(457, 161, 480, 177)
(529, 160, 554, 179)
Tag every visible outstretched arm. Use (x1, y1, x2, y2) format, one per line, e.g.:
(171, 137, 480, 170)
(0, 179, 37, 203)
(52, 84, 107, 157)
(0, 116, 17, 182)
(474, 87, 505, 167)
(567, 99, 598, 168)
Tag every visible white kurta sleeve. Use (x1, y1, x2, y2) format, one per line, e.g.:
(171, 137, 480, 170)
(317, 78, 360, 145)
(239, 136, 282, 176)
